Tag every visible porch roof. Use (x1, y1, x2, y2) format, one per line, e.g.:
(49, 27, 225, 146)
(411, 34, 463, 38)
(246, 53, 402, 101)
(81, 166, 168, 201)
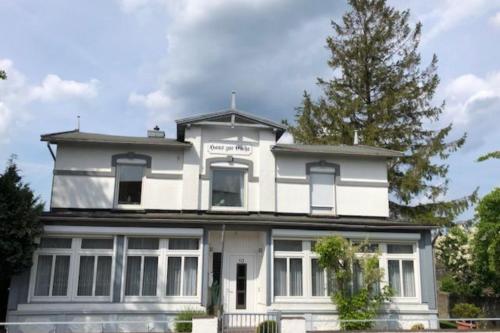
(41, 210, 436, 231)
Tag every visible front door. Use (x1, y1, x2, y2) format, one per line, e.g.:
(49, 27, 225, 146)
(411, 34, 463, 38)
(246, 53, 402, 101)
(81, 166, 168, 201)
(224, 254, 255, 312)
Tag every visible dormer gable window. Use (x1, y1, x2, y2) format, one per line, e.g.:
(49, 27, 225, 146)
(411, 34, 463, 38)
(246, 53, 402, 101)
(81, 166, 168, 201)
(307, 162, 339, 215)
(211, 169, 245, 208)
(117, 164, 145, 205)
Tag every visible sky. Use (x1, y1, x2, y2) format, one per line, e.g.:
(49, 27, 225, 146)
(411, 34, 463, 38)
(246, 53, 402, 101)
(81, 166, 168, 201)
(0, 0, 499, 220)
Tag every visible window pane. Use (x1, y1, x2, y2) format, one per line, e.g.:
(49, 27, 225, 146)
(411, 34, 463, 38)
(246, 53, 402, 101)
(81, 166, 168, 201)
(388, 260, 401, 296)
(166, 257, 182, 296)
(125, 256, 141, 296)
(311, 173, 334, 208)
(142, 257, 158, 296)
(40, 237, 72, 249)
(95, 256, 112, 296)
(274, 240, 302, 252)
(212, 169, 244, 207)
(387, 244, 413, 254)
(353, 260, 363, 293)
(290, 259, 303, 296)
(402, 261, 415, 297)
(34, 255, 52, 296)
(236, 263, 247, 309)
(128, 238, 159, 250)
(81, 238, 114, 249)
(273, 258, 287, 296)
(183, 257, 198, 296)
(312, 259, 325, 296)
(52, 256, 70, 296)
(355, 243, 379, 253)
(169, 238, 199, 250)
(77, 256, 95, 296)
(118, 165, 143, 204)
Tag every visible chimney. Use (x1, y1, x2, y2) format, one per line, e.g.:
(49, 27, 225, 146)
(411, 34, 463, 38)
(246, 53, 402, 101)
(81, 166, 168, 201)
(148, 125, 165, 138)
(230, 91, 236, 109)
(353, 130, 359, 145)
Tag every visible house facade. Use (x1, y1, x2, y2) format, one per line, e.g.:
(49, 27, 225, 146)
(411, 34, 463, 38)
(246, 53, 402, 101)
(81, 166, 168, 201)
(7, 104, 438, 330)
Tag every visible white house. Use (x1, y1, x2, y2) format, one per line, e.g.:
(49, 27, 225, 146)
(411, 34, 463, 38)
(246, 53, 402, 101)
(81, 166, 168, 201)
(7, 98, 438, 331)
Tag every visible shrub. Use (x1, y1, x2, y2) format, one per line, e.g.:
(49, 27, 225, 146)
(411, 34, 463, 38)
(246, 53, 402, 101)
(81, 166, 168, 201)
(410, 323, 425, 331)
(450, 303, 482, 319)
(439, 320, 457, 329)
(256, 320, 277, 333)
(175, 309, 207, 332)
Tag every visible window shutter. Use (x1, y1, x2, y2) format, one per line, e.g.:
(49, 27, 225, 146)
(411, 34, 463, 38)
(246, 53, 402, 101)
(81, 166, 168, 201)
(310, 173, 334, 208)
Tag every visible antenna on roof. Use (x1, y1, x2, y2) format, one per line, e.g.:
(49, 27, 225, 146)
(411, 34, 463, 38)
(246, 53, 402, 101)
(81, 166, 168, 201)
(353, 129, 359, 145)
(230, 91, 236, 110)
(77, 115, 80, 131)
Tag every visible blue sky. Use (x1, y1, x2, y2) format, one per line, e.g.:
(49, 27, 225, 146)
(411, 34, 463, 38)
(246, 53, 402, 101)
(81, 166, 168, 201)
(0, 0, 499, 220)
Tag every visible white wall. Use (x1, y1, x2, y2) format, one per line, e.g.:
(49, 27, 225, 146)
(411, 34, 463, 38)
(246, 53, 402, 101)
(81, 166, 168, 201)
(52, 175, 114, 208)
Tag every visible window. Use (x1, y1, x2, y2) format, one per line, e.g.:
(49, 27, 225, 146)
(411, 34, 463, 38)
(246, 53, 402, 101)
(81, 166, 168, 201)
(311, 258, 328, 296)
(77, 238, 114, 297)
(123, 237, 201, 299)
(236, 263, 247, 309)
(211, 169, 245, 208)
(117, 164, 144, 205)
(310, 172, 335, 214)
(31, 237, 115, 301)
(273, 240, 304, 297)
(385, 244, 416, 298)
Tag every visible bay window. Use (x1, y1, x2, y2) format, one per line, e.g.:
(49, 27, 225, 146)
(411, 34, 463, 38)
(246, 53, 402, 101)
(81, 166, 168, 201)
(76, 238, 114, 297)
(385, 244, 417, 298)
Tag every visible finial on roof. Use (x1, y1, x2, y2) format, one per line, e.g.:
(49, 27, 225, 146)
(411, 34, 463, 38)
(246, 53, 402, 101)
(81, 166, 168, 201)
(230, 91, 236, 110)
(77, 115, 80, 131)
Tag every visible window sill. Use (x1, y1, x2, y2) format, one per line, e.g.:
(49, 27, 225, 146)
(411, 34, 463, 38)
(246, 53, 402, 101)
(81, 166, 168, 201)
(209, 206, 247, 212)
(123, 296, 201, 303)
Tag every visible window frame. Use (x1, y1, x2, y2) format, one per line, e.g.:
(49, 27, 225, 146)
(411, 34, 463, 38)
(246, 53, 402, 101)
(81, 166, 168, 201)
(309, 167, 337, 216)
(29, 236, 116, 303)
(209, 166, 248, 211)
(114, 161, 146, 209)
(122, 237, 202, 303)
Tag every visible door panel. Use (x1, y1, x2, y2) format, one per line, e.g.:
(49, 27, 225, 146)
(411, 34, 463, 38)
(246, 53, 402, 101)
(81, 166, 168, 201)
(224, 255, 255, 312)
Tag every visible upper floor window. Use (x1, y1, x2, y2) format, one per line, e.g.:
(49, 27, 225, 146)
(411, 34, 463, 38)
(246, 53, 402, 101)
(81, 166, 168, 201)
(211, 169, 245, 209)
(117, 164, 144, 205)
(310, 171, 335, 214)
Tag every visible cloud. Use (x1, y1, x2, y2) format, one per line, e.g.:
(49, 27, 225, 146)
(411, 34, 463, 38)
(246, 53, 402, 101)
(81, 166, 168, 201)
(443, 72, 500, 150)
(123, 0, 343, 126)
(128, 90, 171, 110)
(29, 74, 98, 102)
(0, 58, 99, 142)
(489, 11, 500, 27)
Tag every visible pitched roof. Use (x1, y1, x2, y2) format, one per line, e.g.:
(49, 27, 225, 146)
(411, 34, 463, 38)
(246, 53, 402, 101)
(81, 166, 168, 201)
(41, 130, 191, 148)
(272, 143, 403, 158)
(175, 109, 286, 141)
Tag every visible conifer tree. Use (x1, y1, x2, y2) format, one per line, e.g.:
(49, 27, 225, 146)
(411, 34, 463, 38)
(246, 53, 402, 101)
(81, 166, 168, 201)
(287, 0, 476, 225)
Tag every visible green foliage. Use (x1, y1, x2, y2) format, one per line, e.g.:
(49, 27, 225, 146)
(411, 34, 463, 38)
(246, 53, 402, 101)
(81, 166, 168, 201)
(477, 151, 500, 162)
(0, 70, 6, 80)
(0, 157, 43, 277)
(315, 236, 392, 330)
(472, 188, 500, 296)
(174, 309, 207, 333)
(255, 320, 277, 333)
(439, 321, 457, 329)
(450, 303, 482, 318)
(285, 0, 475, 225)
(410, 323, 425, 331)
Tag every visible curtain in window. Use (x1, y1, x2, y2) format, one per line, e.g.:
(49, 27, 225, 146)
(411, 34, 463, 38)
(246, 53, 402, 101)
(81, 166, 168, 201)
(125, 256, 141, 295)
(51, 256, 70, 296)
(310, 173, 334, 208)
(77, 256, 95, 296)
(402, 261, 415, 297)
(388, 260, 401, 296)
(311, 259, 325, 296)
(290, 259, 303, 296)
(34, 255, 52, 296)
(183, 257, 198, 296)
(167, 257, 182, 296)
(142, 257, 158, 296)
(95, 256, 112, 296)
(273, 258, 287, 296)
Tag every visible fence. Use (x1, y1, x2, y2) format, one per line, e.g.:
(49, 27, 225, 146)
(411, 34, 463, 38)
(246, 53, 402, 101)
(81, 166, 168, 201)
(222, 312, 281, 333)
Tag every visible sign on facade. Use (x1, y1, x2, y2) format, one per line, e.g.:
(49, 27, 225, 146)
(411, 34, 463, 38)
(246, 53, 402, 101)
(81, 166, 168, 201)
(208, 143, 252, 155)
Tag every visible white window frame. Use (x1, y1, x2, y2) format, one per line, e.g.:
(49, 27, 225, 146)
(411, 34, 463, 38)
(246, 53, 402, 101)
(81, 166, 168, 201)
(309, 167, 336, 216)
(114, 160, 146, 209)
(210, 166, 248, 212)
(122, 237, 202, 303)
(28, 236, 116, 303)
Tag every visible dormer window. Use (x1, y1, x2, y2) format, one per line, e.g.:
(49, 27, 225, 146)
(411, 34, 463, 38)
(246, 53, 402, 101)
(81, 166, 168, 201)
(211, 169, 245, 209)
(117, 164, 144, 205)
(310, 166, 336, 215)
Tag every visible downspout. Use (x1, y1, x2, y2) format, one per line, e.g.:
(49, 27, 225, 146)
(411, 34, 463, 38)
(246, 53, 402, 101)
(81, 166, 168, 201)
(46, 143, 56, 161)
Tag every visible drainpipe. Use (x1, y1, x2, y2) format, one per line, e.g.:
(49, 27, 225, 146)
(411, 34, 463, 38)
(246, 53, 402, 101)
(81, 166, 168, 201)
(46, 143, 56, 161)
(219, 224, 226, 316)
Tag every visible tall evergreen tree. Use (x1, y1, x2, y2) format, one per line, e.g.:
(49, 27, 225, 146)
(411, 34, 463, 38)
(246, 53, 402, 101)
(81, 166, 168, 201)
(286, 0, 476, 225)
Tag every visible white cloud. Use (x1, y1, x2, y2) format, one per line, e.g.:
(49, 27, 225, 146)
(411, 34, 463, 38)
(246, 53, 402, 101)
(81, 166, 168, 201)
(128, 90, 171, 110)
(489, 11, 500, 27)
(0, 58, 99, 142)
(29, 74, 98, 102)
